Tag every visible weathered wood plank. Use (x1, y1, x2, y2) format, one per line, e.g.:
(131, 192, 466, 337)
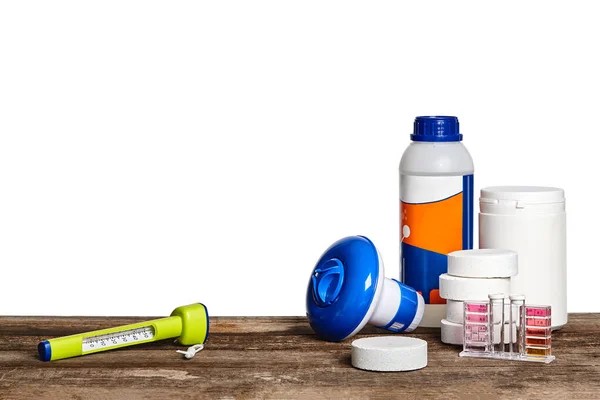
(0, 314, 599, 399)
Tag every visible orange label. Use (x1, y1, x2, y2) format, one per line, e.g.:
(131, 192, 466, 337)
(401, 192, 463, 255)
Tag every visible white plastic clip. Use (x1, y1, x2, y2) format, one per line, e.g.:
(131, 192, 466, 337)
(176, 344, 204, 359)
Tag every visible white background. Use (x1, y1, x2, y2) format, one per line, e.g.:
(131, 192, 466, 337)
(1, 1, 598, 316)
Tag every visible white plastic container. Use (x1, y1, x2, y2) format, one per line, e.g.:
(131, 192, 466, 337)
(479, 186, 567, 329)
(399, 116, 474, 327)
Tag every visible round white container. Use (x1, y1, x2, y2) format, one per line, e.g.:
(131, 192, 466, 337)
(399, 116, 474, 328)
(479, 186, 567, 329)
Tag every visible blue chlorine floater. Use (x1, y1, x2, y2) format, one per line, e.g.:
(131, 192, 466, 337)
(306, 236, 425, 342)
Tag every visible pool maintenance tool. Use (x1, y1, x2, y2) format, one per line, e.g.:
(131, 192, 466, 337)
(460, 294, 554, 363)
(306, 235, 424, 342)
(38, 303, 209, 361)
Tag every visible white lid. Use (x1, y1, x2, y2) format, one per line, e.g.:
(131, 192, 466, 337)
(448, 249, 518, 278)
(351, 337, 427, 372)
(481, 186, 564, 204)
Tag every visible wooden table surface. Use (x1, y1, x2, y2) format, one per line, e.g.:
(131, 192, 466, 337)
(1, 314, 599, 399)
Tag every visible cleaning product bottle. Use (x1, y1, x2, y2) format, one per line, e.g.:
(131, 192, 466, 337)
(399, 116, 474, 327)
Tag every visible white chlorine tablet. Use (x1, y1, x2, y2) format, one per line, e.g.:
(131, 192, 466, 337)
(446, 300, 464, 324)
(441, 319, 463, 345)
(351, 336, 427, 372)
(448, 249, 518, 278)
(439, 274, 510, 301)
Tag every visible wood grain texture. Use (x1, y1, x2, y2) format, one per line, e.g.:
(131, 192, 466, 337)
(1, 314, 599, 399)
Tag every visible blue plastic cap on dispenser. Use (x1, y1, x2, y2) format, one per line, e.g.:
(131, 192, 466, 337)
(306, 236, 381, 342)
(306, 236, 425, 342)
(411, 116, 462, 142)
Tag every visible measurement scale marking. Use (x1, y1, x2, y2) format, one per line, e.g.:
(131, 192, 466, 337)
(82, 326, 155, 352)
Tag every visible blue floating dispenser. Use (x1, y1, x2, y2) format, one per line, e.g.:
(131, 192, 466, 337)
(306, 236, 424, 342)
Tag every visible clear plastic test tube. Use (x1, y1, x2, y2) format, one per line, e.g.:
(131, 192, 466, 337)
(509, 294, 526, 356)
(489, 293, 505, 354)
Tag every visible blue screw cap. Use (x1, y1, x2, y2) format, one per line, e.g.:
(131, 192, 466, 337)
(411, 116, 462, 142)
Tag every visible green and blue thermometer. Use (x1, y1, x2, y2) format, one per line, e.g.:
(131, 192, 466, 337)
(38, 303, 209, 361)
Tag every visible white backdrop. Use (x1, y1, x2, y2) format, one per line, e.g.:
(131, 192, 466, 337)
(1, 1, 598, 316)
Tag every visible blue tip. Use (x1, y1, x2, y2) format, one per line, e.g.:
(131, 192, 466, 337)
(38, 340, 51, 362)
(200, 303, 210, 344)
(194, 302, 210, 344)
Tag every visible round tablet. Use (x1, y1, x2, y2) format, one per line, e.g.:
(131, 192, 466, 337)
(441, 319, 463, 345)
(351, 337, 427, 372)
(445, 300, 464, 324)
(448, 249, 518, 278)
(439, 274, 510, 301)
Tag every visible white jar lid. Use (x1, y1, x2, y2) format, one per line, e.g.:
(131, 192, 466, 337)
(480, 186, 565, 204)
(448, 249, 518, 278)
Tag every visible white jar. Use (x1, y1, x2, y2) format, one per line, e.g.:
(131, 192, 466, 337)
(399, 116, 474, 328)
(479, 186, 567, 329)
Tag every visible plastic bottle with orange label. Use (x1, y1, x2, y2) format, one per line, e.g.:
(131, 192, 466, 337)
(399, 116, 474, 327)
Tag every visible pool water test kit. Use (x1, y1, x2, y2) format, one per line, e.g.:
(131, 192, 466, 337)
(36, 116, 566, 372)
(304, 116, 565, 371)
(460, 294, 554, 363)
